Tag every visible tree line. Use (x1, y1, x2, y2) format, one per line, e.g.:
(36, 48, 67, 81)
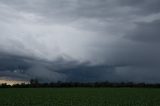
(1, 79, 160, 88)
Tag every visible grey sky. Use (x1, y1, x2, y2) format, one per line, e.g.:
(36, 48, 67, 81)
(0, 0, 160, 83)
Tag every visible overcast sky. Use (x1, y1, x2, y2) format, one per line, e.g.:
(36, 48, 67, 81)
(0, 0, 160, 83)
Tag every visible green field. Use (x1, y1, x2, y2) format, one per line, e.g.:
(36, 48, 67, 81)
(0, 88, 160, 106)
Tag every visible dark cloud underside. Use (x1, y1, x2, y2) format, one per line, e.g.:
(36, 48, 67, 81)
(0, 0, 160, 83)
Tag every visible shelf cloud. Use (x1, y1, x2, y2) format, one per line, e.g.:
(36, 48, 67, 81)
(0, 0, 160, 83)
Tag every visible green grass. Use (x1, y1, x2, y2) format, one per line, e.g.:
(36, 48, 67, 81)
(0, 88, 160, 106)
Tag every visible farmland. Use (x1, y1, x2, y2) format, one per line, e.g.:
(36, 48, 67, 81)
(0, 88, 160, 106)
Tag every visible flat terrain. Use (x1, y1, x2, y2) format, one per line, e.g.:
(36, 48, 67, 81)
(0, 88, 160, 106)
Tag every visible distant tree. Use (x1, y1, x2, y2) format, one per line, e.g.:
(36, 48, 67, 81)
(0, 83, 10, 88)
(30, 79, 39, 87)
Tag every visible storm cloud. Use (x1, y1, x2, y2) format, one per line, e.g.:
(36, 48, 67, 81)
(0, 0, 160, 83)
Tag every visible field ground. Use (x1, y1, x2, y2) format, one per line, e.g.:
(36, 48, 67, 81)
(0, 88, 160, 106)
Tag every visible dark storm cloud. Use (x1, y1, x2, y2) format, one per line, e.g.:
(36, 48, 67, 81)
(118, 0, 160, 14)
(0, 0, 160, 83)
(0, 52, 118, 82)
(0, 53, 31, 71)
(126, 20, 160, 43)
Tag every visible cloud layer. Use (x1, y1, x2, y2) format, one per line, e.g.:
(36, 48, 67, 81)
(0, 0, 160, 83)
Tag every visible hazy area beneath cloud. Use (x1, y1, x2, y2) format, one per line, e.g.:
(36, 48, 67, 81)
(0, 0, 160, 83)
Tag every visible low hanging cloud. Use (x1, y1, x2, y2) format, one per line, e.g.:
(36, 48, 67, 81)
(0, 0, 160, 83)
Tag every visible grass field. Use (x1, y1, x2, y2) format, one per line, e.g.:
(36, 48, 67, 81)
(0, 88, 160, 106)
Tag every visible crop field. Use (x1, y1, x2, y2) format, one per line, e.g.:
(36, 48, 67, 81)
(0, 88, 160, 106)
